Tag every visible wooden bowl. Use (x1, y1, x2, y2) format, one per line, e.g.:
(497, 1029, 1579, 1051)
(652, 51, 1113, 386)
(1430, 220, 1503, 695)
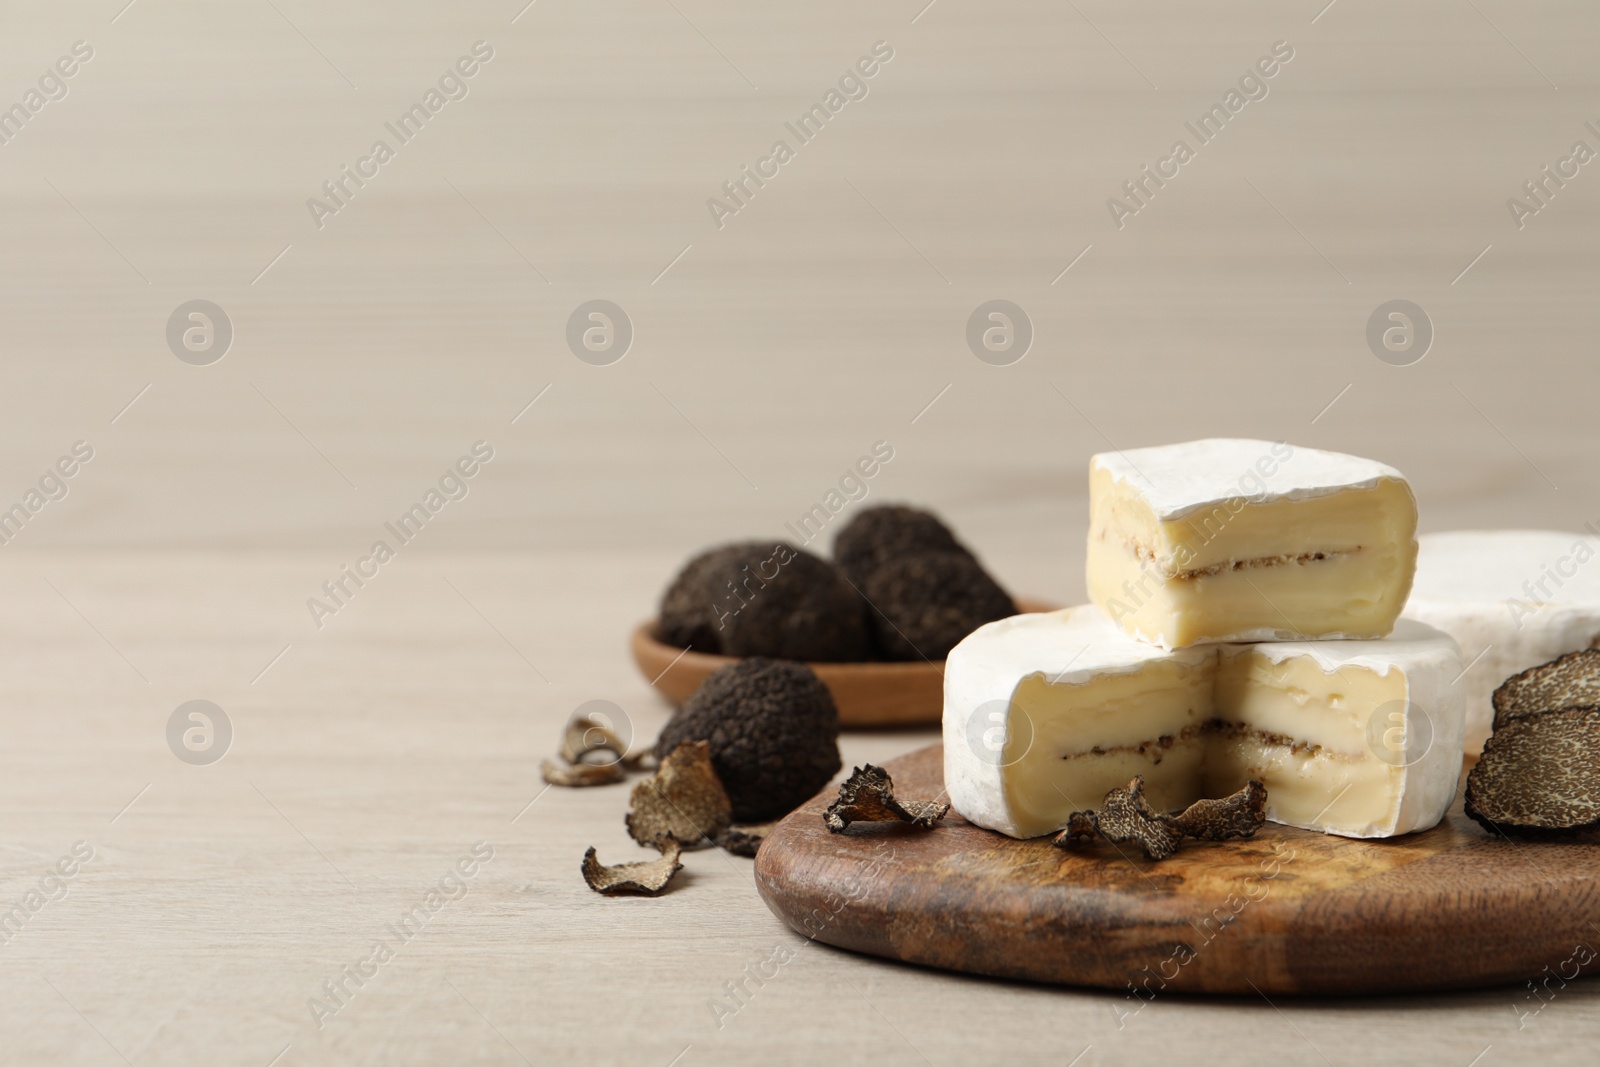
(629, 597, 1056, 728)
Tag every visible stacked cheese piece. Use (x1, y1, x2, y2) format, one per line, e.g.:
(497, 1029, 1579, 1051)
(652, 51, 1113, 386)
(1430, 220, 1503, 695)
(944, 439, 1467, 840)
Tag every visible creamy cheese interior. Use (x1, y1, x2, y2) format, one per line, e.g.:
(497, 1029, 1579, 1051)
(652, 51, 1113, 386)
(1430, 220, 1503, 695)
(944, 609, 1462, 841)
(1000, 659, 1212, 831)
(995, 654, 1414, 838)
(1087, 462, 1418, 647)
(1206, 646, 1414, 834)
(1203, 733, 1400, 837)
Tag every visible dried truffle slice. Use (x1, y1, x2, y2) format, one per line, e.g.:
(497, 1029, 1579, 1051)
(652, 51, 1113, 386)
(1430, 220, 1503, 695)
(714, 821, 777, 857)
(832, 505, 973, 587)
(862, 552, 1016, 661)
(1095, 783, 1183, 860)
(655, 542, 872, 661)
(653, 658, 841, 823)
(625, 740, 733, 849)
(1493, 649, 1600, 727)
(581, 840, 684, 896)
(558, 714, 629, 767)
(1061, 810, 1099, 846)
(1168, 781, 1267, 841)
(542, 713, 646, 787)
(1466, 705, 1600, 835)
(1070, 777, 1184, 860)
(823, 764, 950, 832)
(541, 757, 626, 788)
(1055, 777, 1267, 861)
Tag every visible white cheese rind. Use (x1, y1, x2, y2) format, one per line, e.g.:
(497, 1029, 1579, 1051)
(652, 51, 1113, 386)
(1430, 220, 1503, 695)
(1091, 438, 1406, 522)
(1247, 617, 1461, 676)
(942, 607, 1465, 841)
(1402, 529, 1600, 754)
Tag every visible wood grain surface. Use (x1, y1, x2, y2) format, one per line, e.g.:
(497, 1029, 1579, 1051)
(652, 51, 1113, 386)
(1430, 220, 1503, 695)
(757, 745, 1600, 995)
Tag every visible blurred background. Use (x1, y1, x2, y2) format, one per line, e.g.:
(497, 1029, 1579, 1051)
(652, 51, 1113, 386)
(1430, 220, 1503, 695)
(2, 0, 1595, 581)
(3, 2, 1598, 1063)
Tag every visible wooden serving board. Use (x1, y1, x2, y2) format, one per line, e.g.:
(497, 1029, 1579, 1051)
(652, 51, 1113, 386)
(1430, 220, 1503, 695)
(755, 744, 1600, 995)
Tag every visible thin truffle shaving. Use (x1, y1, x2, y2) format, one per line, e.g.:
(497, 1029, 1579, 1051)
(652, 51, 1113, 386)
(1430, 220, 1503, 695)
(1466, 705, 1600, 836)
(560, 714, 628, 765)
(1168, 781, 1268, 840)
(581, 840, 684, 896)
(1054, 776, 1266, 860)
(541, 758, 626, 787)
(823, 764, 950, 832)
(714, 821, 778, 857)
(1493, 649, 1600, 728)
(1069, 777, 1182, 859)
(542, 713, 651, 787)
(626, 740, 733, 849)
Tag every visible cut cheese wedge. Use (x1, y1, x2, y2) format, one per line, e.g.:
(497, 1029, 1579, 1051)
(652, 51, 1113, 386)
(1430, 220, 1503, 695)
(942, 606, 1214, 837)
(943, 607, 1464, 840)
(1206, 629, 1463, 836)
(1086, 439, 1419, 648)
(1403, 529, 1600, 755)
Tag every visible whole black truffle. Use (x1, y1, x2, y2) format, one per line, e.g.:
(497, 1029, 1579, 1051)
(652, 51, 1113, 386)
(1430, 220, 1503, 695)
(862, 551, 1015, 661)
(832, 505, 973, 587)
(655, 545, 758, 655)
(654, 658, 842, 822)
(656, 542, 872, 662)
(656, 548, 733, 653)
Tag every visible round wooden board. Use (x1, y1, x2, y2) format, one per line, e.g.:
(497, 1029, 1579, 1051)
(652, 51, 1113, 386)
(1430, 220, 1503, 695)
(755, 744, 1600, 995)
(630, 598, 1056, 728)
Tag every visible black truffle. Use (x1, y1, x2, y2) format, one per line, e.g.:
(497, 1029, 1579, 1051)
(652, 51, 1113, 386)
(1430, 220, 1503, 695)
(823, 764, 949, 833)
(656, 546, 736, 654)
(832, 505, 973, 587)
(653, 658, 841, 822)
(1054, 777, 1266, 861)
(862, 551, 1015, 660)
(655, 542, 872, 662)
(1493, 649, 1600, 728)
(1466, 705, 1600, 836)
